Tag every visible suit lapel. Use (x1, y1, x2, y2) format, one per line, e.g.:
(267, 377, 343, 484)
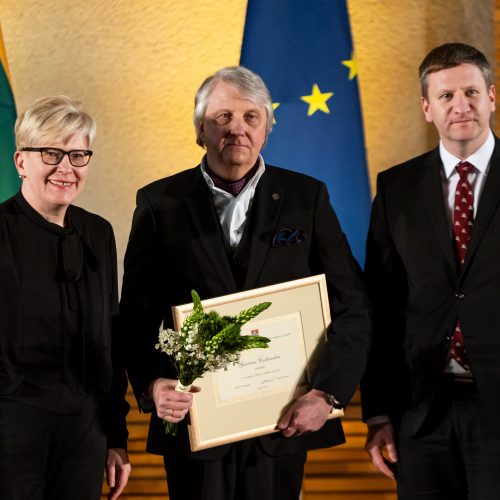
(244, 167, 283, 289)
(463, 139, 500, 273)
(421, 149, 457, 275)
(184, 168, 236, 292)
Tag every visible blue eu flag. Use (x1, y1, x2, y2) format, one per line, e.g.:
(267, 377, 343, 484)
(240, 0, 371, 265)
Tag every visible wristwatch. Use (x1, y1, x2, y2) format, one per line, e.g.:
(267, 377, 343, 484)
(325, 393, 343, 411)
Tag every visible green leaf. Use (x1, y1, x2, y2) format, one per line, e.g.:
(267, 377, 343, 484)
(242, 335, 271, 349)
(191, 290, 204, 318)
(234, 301, 271, 325)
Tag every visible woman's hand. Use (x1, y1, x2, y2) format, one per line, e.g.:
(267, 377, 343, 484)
(106, 448, 131, 499)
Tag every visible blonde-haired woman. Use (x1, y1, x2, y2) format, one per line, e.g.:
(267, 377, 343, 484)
(0, 95, 130, 500)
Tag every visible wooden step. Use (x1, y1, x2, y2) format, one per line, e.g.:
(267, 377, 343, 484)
(103, 497, 169, 500)
(303, 475, 395, 492)
(304, 494, 396, 500)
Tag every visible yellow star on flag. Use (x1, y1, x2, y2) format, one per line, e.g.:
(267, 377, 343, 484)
(342, 51, 357, 80)
(272, 102, 280, 124)
(300, 84, 333, 116)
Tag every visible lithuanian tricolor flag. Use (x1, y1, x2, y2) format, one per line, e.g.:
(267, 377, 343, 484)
(0, 23, 18, 202)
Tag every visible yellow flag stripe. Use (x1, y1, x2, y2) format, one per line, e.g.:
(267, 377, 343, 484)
(0, 23, 12, 84)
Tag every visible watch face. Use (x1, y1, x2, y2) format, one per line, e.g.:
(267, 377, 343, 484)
(327, 393, 342, 409)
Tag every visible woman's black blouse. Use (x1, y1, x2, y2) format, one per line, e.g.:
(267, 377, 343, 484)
(0, 192, 128, 448)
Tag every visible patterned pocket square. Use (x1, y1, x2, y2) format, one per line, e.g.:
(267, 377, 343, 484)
(272, 228, 307, 247)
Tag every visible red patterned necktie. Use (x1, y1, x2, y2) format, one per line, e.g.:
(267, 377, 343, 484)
(451, 161, 473, 370)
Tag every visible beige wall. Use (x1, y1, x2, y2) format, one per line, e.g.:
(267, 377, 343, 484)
(0, 0, 494, 276)
(350, 0, 494, 185)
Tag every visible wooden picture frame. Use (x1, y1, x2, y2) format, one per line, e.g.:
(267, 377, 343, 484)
(172, 274, 343, 451)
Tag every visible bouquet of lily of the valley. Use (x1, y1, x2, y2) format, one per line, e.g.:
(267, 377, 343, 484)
(156, 290, 271, 435)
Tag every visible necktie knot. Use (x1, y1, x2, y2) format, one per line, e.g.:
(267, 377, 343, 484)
(456, 161, 473, 180)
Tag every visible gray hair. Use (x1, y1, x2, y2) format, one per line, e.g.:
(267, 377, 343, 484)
(15, 95, 96, 149)
(194, 66, 273, 147)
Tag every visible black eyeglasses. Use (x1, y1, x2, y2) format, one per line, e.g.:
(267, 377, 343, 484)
(20, 147, 93, 167)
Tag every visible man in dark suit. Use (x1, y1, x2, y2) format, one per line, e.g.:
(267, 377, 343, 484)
(120, 66, 372, 500)
(361, 43, 500, 498)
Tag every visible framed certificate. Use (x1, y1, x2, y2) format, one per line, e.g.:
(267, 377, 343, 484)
(172, 274, 343, 451)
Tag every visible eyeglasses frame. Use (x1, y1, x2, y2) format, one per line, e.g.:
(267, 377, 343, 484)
(19, 147, 93, 167)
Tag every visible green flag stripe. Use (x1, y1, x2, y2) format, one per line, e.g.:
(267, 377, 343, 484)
(0, 56, 18, 202)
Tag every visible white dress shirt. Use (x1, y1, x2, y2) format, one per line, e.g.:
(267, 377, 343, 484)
(200, 155, 266, 248)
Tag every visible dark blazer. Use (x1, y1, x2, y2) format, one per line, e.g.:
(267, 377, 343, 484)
(0, 193, 129, 448)
(361, 138, 500, 435)
(121, 164, 372, 459)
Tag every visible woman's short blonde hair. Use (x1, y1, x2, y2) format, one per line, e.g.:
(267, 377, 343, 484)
(15, 95, 96, 149)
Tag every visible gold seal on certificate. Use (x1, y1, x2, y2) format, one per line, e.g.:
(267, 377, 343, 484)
(172, 274, 343, 451)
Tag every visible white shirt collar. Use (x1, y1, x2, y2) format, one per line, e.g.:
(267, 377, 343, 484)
(440, 130, 494, 179)
(199, 155, 266, 248)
